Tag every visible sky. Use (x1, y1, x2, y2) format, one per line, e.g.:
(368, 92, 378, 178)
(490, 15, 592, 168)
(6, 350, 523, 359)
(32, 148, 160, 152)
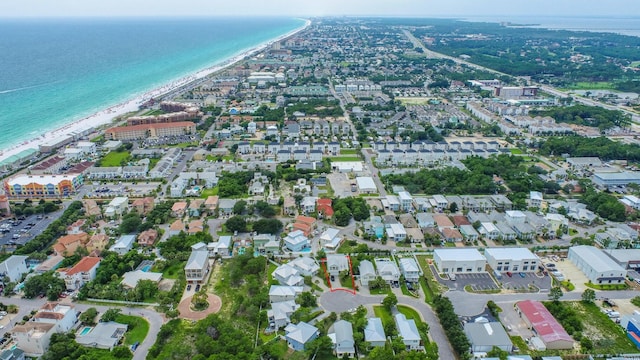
(2, 0, 640, 18)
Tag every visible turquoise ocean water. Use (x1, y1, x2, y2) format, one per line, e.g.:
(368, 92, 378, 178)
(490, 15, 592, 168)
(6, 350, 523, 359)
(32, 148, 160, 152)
(0, 17, 305, 150)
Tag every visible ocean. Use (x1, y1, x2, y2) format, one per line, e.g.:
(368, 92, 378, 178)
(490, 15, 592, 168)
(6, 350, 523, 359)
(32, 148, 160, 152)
(462, 15, 640, 37)
(0, 17, 305, 150)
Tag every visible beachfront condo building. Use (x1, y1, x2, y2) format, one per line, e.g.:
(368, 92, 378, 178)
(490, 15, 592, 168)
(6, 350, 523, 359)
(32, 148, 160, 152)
(105, 121, 197, 141)
(4, 174, 83, 199)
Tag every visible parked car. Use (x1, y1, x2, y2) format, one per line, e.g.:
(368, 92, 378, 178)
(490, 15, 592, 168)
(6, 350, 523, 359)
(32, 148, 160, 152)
(519, 272, 526, 278)
(506, 272, 513, 277)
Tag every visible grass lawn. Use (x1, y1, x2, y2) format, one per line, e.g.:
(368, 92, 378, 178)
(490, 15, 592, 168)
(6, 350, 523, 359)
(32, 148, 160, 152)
(115, 314, 150, 346)
(101, 151, 130, 167)
(373, 305, 393, 328)
(268, 263, 277, 276)
(369, 286, 392, 295)
(565, 81, 615, 90)
(571, 301, 637, 354)
(509, 148, 523, 155)
(155, 261, 185, 279)
(584, 282, 628, 290)
(397, 305, 422, 322)
(415, 255, 442, 304)
(168, 142, 198, 148)
(341, 149, 358, 155)
(199, 187, 219, 198)
(510, 335, 530, 355)
(330, 156, 361, 162)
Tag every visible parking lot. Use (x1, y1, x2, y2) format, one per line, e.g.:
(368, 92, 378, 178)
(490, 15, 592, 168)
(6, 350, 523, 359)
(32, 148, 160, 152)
(500, 272, 551, 292)
(437, 270, 500, 292)
(0, 212, 61, 247)
(86, 182, 160, 198)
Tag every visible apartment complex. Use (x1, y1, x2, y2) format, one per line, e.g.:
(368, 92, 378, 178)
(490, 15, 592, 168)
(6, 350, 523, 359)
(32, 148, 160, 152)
(105, 121, 196, 141)
(4, 174, 83, 198)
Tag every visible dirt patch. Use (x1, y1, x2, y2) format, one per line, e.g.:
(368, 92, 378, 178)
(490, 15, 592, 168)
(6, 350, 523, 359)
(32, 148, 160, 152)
(158, 279, 175, 292)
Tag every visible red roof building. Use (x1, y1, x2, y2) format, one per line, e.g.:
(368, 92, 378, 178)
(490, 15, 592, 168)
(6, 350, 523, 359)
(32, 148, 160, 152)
(317, 198, 334, 218)
(516, 300, 574, 350)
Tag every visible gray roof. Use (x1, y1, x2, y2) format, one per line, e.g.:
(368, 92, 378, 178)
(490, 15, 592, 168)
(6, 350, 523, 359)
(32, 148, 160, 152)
(605, 249, 640, 265)
(464, 322, 513, 348)
(395, 314, 420, 342)
(569, 245, 626, 273)
(334, 320, 354, 344)
(359, 260, 375, 276)
(185, 250, 209, 270)
(399, 258, 420, 273)
(76, 321, 127, 349)
(285, 321, 318, 344)
(364, 318, 386, 343)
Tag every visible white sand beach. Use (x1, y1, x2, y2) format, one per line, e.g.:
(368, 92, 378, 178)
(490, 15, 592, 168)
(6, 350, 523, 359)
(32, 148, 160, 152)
(0, 19, 311, 163)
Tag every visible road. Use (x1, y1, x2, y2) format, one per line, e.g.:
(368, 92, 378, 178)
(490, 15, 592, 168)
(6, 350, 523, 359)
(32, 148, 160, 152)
(360, 148, 387, 197)
(319, 290, 455, 360)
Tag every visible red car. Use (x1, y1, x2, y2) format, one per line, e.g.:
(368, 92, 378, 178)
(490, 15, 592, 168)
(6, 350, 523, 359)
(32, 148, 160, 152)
(506, 272, 513, 277)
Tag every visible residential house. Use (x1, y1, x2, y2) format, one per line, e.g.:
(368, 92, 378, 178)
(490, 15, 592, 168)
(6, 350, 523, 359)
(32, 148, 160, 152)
(105, 197, 129, 218)
(253, 233, 276, 254)
(364, 318, 386, 347)
(326, 254, 349, 276)
(168, 219, 185, 237)
(75, 321, 128, 350)
(121, 270, 162, 289)
(269, 285, 303, 303)
(320, 227, 342, 250)
(359, 260, 376, 287)
(185, 247, 210, 284)
(204, 195, 219, 212)
(188, 199, 204, 217)
(285, 322, 319, 351)
(86, 234, 109, 255)
(218, 199, 237, 216)
(317, 198, 334, 219)
(398, 191, 413, 212)
(53, 232, 89, 257)
(288, 257, 320, 276)
(0, 348, 25, 360)
(12, 323, 56, 357)
(399, 257, 421, 283)
(395, 314, 423, 351)
(273, 264, 304, 287)
(415, 213, 435, 229)
(187, 219, 205, 234)
(33, 302, 77, 333)
(284, 230, 310, 252)
(433, 214, 454, 232)
(459, 225, 479, 242)
(208, 236, 232, 257)
(171, 201, 188, 218)
(375, 258, 400, 284)
(331, 320, 355, 358)
(386, 223, 407, 242)
(137, 229, 158, 247)
(66, 219, 86, 234)
(479, 222, 499, 240)
(442, 228, 463, 243)
(0, 255, 28, 283)
(268, 300, 299, 329)
(59, 256, 101, 291)
(293, 215, 316, 236)
(529, 191, 543, 208)
(132, 197, 154, 215)
(109, 235, 136, 255)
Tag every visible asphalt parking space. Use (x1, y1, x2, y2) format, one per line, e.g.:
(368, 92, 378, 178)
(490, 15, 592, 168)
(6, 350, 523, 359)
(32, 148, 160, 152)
(500, 272, 551, 291)
(439, 272, 499, 292)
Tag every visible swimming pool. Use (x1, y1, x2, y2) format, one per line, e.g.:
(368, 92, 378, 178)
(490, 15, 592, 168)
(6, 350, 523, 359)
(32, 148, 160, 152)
(79, 327, 92, 336)
(141, 265, 151, 272)
(238, 247, 245, 255)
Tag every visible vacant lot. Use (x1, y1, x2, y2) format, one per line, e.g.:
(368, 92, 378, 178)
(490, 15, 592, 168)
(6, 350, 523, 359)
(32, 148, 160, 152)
(100, 151, 130, 167)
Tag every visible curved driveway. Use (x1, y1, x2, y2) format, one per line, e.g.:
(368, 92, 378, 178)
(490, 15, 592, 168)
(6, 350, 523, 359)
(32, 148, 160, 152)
(320, 291, 455, 360)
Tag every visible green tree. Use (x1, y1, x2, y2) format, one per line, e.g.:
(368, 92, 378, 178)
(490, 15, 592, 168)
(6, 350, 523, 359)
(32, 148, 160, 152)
(367, 346, 394, 360)
(233, 200, 247, 215)
(251, 219, 283, 235)
(382, 293, 398, 310)
(225, 216, 247, 233)
(119, 212, 142, 234)
(101, 308, 121, 322)
(79, 307, 98, 325)
(549, 286, 564, 302)
(486, 346, 508, 360)
(296, 292, 317, 308)
(581, 289, 596, 304)
(305, 335, 333, 359)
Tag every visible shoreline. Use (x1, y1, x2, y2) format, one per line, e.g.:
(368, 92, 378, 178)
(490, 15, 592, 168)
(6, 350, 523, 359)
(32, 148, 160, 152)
(0, 18, 311, 163)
